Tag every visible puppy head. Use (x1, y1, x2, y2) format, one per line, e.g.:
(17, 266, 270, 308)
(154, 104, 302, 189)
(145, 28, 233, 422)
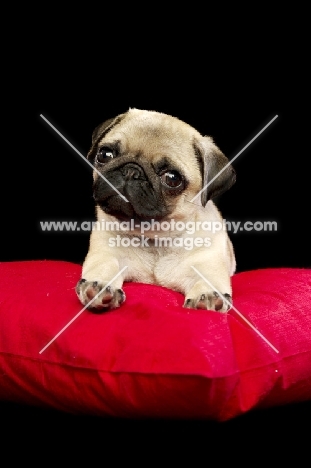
(87, 109, 236, 221)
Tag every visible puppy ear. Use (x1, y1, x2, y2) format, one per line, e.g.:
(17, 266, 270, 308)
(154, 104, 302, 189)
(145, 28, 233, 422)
(194, 137, 236, 207)
(87, 113, 126, 160)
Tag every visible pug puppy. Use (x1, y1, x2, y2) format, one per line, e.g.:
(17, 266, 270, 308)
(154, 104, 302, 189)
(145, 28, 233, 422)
(76, 108, 236, 312)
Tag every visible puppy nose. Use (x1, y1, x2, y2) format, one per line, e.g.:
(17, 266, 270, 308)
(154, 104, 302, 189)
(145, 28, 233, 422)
(121, 163, 144, 180)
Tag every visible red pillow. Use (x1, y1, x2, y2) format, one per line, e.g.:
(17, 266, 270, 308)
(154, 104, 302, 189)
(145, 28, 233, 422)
(0, 260, 310, 421)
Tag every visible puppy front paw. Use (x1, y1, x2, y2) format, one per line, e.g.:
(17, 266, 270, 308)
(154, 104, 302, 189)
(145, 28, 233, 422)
(184, 291, 232, 312)
(76, 279, 126, 312)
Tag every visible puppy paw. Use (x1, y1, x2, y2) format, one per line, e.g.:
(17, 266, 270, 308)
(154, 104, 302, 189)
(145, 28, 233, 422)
(76, 279, 126, 312)
(184, 292, 232, 312)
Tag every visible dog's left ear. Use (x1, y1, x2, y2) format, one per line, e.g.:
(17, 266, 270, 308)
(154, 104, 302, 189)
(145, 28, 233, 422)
(194, 136, 236, 207)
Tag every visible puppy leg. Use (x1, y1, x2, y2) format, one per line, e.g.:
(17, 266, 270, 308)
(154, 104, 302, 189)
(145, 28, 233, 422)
(76, 232, 126, 312)
(183, 256, 233, 313)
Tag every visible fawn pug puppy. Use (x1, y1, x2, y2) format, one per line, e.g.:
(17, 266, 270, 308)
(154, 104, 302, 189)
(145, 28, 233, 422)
(76, 109, 236, 312)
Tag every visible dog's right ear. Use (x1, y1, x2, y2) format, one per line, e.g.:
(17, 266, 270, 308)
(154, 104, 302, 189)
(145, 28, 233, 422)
(87, 114, 126, 160)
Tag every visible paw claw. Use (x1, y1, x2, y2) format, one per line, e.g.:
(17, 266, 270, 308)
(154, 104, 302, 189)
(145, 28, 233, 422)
(76, 280, 125, 312)
(184, 291, 232, 312)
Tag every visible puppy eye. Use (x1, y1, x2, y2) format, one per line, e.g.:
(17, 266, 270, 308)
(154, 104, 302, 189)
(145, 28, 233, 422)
(96, 147, 115, 164)
(160, 170, 183, 188)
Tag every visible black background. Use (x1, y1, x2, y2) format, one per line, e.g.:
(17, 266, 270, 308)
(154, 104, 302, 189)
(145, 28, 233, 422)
(3, 75, 310, 271)
(2, 28, 310, 455)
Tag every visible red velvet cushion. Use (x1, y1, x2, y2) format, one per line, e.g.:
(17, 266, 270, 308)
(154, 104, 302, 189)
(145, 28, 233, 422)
(0, 260, 310, 420)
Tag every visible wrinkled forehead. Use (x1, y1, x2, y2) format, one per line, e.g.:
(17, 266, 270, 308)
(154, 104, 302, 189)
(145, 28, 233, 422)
(98, 111, 202, 170)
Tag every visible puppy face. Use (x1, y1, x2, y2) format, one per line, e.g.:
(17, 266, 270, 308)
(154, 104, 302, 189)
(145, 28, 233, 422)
(87, 108, 235, 222)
